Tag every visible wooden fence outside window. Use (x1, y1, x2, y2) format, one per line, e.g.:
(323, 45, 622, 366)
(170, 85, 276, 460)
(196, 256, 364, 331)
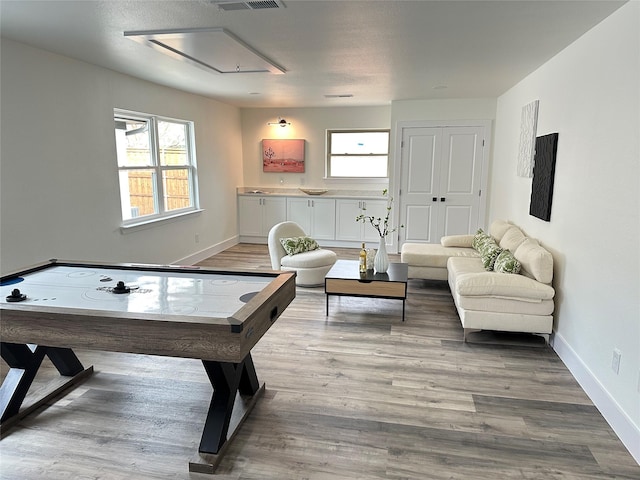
(125, 148, 192, 217)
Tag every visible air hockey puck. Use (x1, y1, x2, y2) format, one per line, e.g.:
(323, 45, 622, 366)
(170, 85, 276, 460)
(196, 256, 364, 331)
(112, 281, 131, 294)
(6, 288, 27, 302)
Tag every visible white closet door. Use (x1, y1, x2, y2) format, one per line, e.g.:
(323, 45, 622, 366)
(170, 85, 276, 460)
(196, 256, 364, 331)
(399, 127, 442, 243)
(398, 124, 486, 245)
(438, 126, 484, 237)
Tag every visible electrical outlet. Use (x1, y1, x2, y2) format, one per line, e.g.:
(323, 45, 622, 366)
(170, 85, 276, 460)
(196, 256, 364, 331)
(195, 233, 200, 244)
(611, 348, 621, 375)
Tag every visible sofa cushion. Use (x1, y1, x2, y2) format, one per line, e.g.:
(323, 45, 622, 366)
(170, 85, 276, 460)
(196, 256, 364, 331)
(489, 220, 513, 243)
(514, 238, 554, 284)
(447, 256, 487, 276)
(401, 243, 479, 269)
(454, 295, 554, 315)
(441, 234, 474, 248)
(448, 257, 555, 301)
(281, 248, 337, 268)
(494, 249, 522, 274)
(499, 226, 527, 252)
(280, 236, 319, 256)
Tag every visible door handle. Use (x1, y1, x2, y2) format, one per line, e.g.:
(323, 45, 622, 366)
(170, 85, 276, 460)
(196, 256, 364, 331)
(440, 197, 446, 202)
(432, 197, 437, 202)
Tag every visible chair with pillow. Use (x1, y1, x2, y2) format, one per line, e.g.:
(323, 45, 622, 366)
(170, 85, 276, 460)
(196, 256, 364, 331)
(268, 221, 338, 287)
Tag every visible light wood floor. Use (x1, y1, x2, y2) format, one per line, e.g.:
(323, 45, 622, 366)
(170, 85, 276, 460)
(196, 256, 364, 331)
(1, 244, 638, 479)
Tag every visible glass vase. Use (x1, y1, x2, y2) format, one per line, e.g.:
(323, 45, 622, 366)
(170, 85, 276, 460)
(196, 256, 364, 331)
(374, 237, 389, 273)
(366, 248, 376, 270)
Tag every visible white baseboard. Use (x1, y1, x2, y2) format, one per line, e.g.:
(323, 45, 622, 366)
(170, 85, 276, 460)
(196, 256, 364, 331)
(551, 331, 640, 464)
(172, 235, 239, 266)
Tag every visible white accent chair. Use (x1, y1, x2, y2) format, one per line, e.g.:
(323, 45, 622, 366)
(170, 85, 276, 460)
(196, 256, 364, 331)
(268, 221, 337, 287)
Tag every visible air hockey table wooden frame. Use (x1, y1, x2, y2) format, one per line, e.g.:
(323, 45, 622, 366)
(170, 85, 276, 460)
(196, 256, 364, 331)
(0, 259, 296, 474)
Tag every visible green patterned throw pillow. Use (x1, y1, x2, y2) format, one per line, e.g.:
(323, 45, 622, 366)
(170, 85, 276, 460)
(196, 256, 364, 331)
(280, 236, 319, 256)
(494, 249, 522, 274)
(479, 238, 503, 271)
(472, 229, 491, 252)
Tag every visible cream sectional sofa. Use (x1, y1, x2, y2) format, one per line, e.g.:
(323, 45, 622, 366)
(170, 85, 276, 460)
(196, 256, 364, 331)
(401, 220, 555, 342)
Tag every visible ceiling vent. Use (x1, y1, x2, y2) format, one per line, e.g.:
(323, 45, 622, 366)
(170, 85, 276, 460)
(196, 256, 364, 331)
(324, 94, 354, 99)
(209, 1, 285, 11)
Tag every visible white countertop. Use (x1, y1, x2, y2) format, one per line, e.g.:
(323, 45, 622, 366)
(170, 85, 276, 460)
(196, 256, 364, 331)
(237, 187, 387, 200)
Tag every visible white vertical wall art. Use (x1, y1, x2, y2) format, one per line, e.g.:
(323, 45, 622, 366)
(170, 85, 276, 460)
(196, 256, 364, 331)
(517, 100, 539, 177)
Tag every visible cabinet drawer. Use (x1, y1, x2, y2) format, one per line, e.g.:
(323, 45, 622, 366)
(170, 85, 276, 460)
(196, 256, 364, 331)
(325, 279, 406, 299)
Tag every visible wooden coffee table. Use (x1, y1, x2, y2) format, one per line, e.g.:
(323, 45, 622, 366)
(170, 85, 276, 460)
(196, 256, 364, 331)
(324, 260, 408, 321)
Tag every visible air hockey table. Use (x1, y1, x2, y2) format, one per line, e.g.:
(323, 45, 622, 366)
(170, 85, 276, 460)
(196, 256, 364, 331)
(0, 259, 296, 474)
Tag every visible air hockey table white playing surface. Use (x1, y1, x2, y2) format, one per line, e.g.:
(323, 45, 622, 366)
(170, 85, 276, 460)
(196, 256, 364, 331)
(1, 263, 274, 320)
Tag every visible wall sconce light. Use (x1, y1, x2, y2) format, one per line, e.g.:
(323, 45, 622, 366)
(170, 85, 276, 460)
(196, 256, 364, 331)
(267, 117, 291, 127)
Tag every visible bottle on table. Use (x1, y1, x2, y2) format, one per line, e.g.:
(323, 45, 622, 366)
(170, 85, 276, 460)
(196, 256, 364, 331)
(359, 242, 367, 273)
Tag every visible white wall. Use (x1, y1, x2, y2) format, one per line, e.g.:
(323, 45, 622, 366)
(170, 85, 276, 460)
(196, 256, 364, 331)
(240, 106, 391, 191)
(0, 39, 243, 274)
(391, 98, 497, 124)
(491, 1, 639, 460)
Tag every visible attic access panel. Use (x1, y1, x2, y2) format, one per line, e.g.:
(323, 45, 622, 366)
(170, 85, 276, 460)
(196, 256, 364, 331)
(125, 27, 285, 75)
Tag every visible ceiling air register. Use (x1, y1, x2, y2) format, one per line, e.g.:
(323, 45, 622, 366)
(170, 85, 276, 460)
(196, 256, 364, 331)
(207, 1, 285, 11)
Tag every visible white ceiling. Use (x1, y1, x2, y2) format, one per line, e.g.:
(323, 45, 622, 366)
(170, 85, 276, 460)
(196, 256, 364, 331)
(0, 0, 626, 108)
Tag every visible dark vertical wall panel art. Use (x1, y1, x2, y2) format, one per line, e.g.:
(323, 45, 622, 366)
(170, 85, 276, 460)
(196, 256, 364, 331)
(529, 133, 558, 222)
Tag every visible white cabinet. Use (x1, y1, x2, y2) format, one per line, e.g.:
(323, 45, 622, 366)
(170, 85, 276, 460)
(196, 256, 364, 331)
(238, 196, 286, 237)
(287, 197, 336, 240)
(238, 193, 392, 245)
(335, 199, 388, 244)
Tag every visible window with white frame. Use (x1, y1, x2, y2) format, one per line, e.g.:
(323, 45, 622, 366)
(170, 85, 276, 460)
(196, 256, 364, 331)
(326, 129, 390, 178)
(114, 110, 199, 225)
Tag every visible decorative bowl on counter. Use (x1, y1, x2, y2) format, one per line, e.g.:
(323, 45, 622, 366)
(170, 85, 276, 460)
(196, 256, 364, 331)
(299, 188, 328, 195)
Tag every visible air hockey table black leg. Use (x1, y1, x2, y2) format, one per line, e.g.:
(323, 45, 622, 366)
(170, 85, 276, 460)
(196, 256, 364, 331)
(0, 343, 91, 427)
(198, 353, 261, 454)
(0, 343, 47, 422)
(189, 353, 265, 474)
(45, 346, 85, 376)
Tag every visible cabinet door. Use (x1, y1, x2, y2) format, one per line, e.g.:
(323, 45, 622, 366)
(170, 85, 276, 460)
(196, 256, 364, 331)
(335, 199, 363, 241)
(309, 198, 335, 240)
(286, 198, 312, 233)
(238, 196, 263, 236)
(262, 197, 287, 235)
(360, 199, 389, 243)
